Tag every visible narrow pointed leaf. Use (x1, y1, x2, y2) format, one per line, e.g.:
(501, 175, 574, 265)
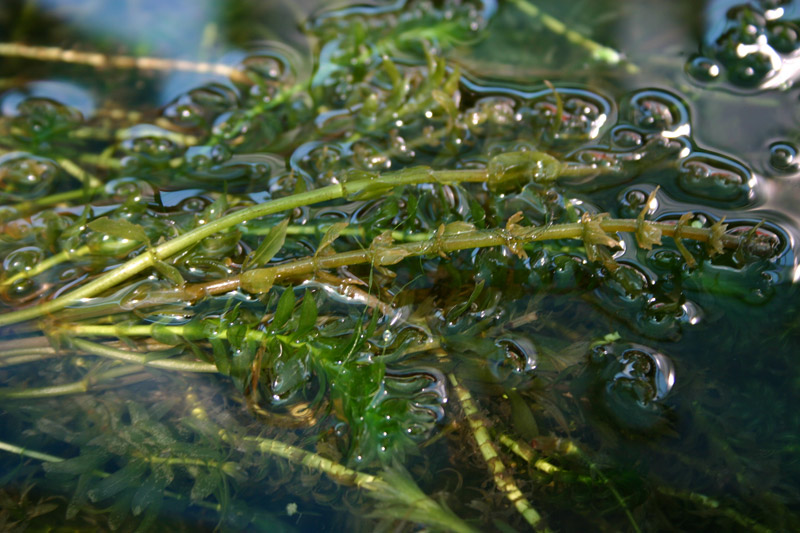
(153, 261, 185, 286)
(273, 288, 295, 329)
(295, 289, 318, 337)
(316, 221, 349, 256)
(246, 218, 289, 270)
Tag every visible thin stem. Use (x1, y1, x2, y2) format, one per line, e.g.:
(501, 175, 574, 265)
(7, 187, 104, 216)
(190, 217, 742, 297)
(1, 245, 91, 287)
(0, 439, 66, 463)
(69, 337, 218, 373)
(448, 373, 547, 530)
(509, 0, 636, 72)
(57, 158, 103, 188)
(497, 434, 561, 474)
(0, 42, 250, 83)
(656, 487, 771, 533)
(0, 166, 490, 326)
(0, 365, 143, 399)
(0, 438, 226, 514)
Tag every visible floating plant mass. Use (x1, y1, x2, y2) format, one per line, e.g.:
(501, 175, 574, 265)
(0, 0, 798, 531)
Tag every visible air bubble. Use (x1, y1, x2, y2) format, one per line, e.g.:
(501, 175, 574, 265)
(678, 152, 752, 204)
(587, 342, 676, 432)
(120, 124, 182, 163)
(9, 97, 83, 145)
(617, 188, 650, 219)
(685, 55, 722, 82)
(625, 90, 690, 134)
(768, 141, 799, 172)
(2, 246, 44, 275)
(0, 153, 59, 199)
(162, 83, 238, 129)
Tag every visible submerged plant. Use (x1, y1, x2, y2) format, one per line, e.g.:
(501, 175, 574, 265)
(0, 1, 798, 531)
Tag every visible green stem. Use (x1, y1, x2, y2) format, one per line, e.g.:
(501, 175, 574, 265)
(7, 187, 105, 217)
(194, 217, 739, 297)
(0, 439, 66, 463)
(0, 365, 143, 399)
(497, 433, 561, 474)
(0, 438, 226, 514)
(58, 157, 103, 188)
(449, 373, 547, 530)
(0, 166, 492, 327)
(509, 0, 636, 72)
(69, 337, 218, 372)
(1, 245, 91, 287)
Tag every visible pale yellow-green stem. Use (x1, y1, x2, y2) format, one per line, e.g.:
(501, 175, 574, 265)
(449, 373, 548, 530)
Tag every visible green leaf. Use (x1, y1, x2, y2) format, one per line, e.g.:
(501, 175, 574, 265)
(295, 290, 318, 338)
(316, 221, 349, 256)
(43, 450, 110, 475)
(153, 261, 184, 286)
(203, 194, 228, 221)
(87, 216, 149, 245)
(240, 268, 276, 294)
(635, 187, 662, 250)
(190, 470, 221, 501)
(210, 338, 231, 375)
(447, 280, 485, 322)
(66, 473, 92, 519)
(131, 475, 166, 516)
(152, 323, 182, 345)
(109, 491, 134, 530)
(87, 460, 147, 502)
(487, 151, 563, 186)
(245, 218, 289, 270)
(273, 288, 296, 329)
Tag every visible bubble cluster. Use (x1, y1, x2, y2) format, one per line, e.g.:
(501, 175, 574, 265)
(689, 1, 800, 90)
(586, 342, 677, 433)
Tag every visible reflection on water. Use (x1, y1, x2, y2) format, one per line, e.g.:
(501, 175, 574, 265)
(1, 0, 800, 532)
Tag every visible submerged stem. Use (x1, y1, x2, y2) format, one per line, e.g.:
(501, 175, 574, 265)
(449, 373, 547, 530)
(69, 337, 218, 373)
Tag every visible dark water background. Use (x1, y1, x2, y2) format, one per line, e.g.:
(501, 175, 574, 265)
(1, 1, 799, 531)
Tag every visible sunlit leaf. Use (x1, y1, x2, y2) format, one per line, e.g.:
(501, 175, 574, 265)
(317, 221, 349, 256)
(245, 218, 289, 270)
(87, 217, 149, 245)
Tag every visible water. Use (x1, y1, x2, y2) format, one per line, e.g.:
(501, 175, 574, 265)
(1, 1, 799, 531)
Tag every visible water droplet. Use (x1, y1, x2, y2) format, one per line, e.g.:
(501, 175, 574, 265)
(0, 153, 59, 199)
(104, 177, 154, 201)
(587, 342, 676, 432)
(8, 96, 83, 145)
(768, 141, 799, 172)
(685, 55, 722, 82)
(2, 246, 44, 275)
(162, 83, 238, 129)
(120, 124, 182, 163)
(678, 152, 752, 204)
(611, 126, 644, 148)
(625, 90, 690, 134)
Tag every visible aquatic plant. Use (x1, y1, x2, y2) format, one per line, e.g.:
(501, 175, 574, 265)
(0, 1, 799, 531)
